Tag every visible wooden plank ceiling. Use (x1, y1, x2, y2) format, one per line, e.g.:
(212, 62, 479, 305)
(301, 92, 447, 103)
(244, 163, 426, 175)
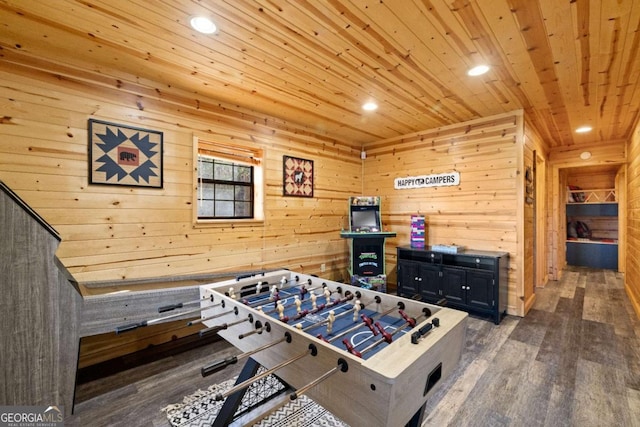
(1, 0, 639, 150)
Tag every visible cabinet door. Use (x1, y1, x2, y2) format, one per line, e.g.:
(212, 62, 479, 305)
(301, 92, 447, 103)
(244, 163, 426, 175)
(397, 260, 420, 298)
(466, 270, 494, 311)
(419, 263, 441, 302)
(440, 266, 466, 304)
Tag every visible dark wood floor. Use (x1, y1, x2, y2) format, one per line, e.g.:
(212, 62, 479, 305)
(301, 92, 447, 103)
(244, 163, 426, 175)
(66, 266, 640, 426)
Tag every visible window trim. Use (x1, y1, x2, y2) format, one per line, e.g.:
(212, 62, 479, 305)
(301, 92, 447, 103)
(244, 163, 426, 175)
(193, 136, 264, 227)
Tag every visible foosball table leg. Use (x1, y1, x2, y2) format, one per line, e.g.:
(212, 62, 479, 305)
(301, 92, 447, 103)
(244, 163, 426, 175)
(405, 402, 427, 427)
(212, 358, 262, 427)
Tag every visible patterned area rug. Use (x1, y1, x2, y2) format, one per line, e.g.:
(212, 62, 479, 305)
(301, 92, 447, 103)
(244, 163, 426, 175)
(162, 373, 349, 427)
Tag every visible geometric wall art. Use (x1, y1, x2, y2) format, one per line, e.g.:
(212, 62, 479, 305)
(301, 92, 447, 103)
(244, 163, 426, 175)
(283, 155, 313, 197)
(88, 119, 163, 188)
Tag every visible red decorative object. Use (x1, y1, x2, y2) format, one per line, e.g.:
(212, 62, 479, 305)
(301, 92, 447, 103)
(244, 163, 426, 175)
(283, 155, 313, 197)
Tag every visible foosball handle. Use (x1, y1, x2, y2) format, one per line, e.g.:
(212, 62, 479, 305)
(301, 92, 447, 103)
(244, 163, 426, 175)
(158, 303, 183, 313)
(199, 324, 228, 337)
(361, 314, 378, 336)
(201, 356, 238, 377)
(115, 321, 147, 334)
(342, 338, 362, 358)
(410, 317, 440, 344)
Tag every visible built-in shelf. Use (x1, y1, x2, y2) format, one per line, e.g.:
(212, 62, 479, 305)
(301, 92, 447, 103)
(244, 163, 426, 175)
(566, 187, 618, 270)
(566, 238, 618, 245)
(567, 188, 616, 204)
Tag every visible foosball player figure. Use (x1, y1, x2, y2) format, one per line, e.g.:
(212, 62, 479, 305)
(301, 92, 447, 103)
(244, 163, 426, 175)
(277, 301, 285, 320)
(256, 281, 263, 294)
(270, 285, 280, 309)
(323, 287, 331, 304)
(228, 287, 236, 300)
(294, 295, 302, 313)
(311, 291, 317, 309)
(353, 300, 361, 322)
(280, 276, 287, 289)
(327, 310, 336, 334)
(299, 283, 308, 300)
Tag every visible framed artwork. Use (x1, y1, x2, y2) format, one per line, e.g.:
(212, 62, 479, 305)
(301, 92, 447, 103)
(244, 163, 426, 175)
(283, 155, 313, 197)
(525, 165, 534, 205)
(88, 119, 163, 188)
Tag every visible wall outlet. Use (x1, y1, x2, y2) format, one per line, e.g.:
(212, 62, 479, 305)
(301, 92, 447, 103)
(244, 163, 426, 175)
(321, 263, 326, 272)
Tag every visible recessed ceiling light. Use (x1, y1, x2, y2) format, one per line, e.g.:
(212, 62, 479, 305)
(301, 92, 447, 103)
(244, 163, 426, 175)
(190, 16, 217, 34)
(580, 151, 592, 160)
(467, 65, 490, 76)
(362, 102, 378, 111)
(575, 126, 592, 133)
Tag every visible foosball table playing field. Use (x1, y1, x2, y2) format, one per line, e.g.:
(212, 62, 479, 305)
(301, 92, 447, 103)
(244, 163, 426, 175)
(183, 269, 468, 426)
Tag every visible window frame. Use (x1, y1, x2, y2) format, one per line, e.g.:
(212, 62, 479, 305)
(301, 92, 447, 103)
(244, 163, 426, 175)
(196, 156, 254, 219)
(193, 136, 264, 226)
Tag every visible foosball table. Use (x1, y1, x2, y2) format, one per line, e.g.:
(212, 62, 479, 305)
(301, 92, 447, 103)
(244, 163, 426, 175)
(188, 269, 468, 427)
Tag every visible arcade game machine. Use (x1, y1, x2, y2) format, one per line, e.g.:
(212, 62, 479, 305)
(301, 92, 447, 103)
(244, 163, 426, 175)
(340, 196, 396, 291)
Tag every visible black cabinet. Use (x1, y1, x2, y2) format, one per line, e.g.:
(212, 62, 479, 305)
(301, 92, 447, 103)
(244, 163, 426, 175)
(397, 246, 509, 324)
(397, 259, 441, 301)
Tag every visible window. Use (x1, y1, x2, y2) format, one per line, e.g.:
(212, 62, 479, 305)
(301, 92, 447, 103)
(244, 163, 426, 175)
(195, 138, 263, 222)
(197, 157, 253, 219)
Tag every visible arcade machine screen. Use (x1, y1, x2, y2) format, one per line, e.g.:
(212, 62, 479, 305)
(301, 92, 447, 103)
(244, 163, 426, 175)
(350, 207, 380, 232)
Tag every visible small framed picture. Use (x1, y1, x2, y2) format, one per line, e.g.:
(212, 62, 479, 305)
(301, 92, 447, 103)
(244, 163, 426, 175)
(88, 119, 163, 188)
(283, 155, 313, 197)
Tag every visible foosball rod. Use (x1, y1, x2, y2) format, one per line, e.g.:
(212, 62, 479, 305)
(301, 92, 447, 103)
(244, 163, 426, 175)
(300, 299, 366, 332)
(214, 344, 318, 401)
(244, 278, 343, 309)
(325, 298, 399, 343)
(238, 320, 271, 339)
(199, 315, 252, 337)
(187, 303, 233, 326)
(240, 276, 306, 305)
(244, 282, 325, 309)
(289, 358, 349, 401)
(288, 292, 354, 323)
(157, 294, 214, 313)
(262, 296, 303, 315)
(352, 307, 432, 357)
(115, 304, 219, 334)
(201, 331, 293, 377)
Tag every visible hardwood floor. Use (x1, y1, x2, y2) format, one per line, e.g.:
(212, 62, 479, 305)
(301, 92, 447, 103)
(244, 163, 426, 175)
(65, 267, 640, 427)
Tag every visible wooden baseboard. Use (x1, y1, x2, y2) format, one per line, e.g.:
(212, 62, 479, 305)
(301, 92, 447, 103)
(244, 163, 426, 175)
(523, 292, 536, 315)
(625, 281, 640, 319)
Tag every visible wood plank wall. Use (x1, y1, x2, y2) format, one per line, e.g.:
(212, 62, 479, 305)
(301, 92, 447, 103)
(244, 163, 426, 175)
(626, 122, 640, 317)
(0, 61, 361, 285)
(361, 111, 526, 316)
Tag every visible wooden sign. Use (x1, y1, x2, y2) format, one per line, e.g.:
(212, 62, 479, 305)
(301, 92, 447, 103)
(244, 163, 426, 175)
(394, 172, 460, 190)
